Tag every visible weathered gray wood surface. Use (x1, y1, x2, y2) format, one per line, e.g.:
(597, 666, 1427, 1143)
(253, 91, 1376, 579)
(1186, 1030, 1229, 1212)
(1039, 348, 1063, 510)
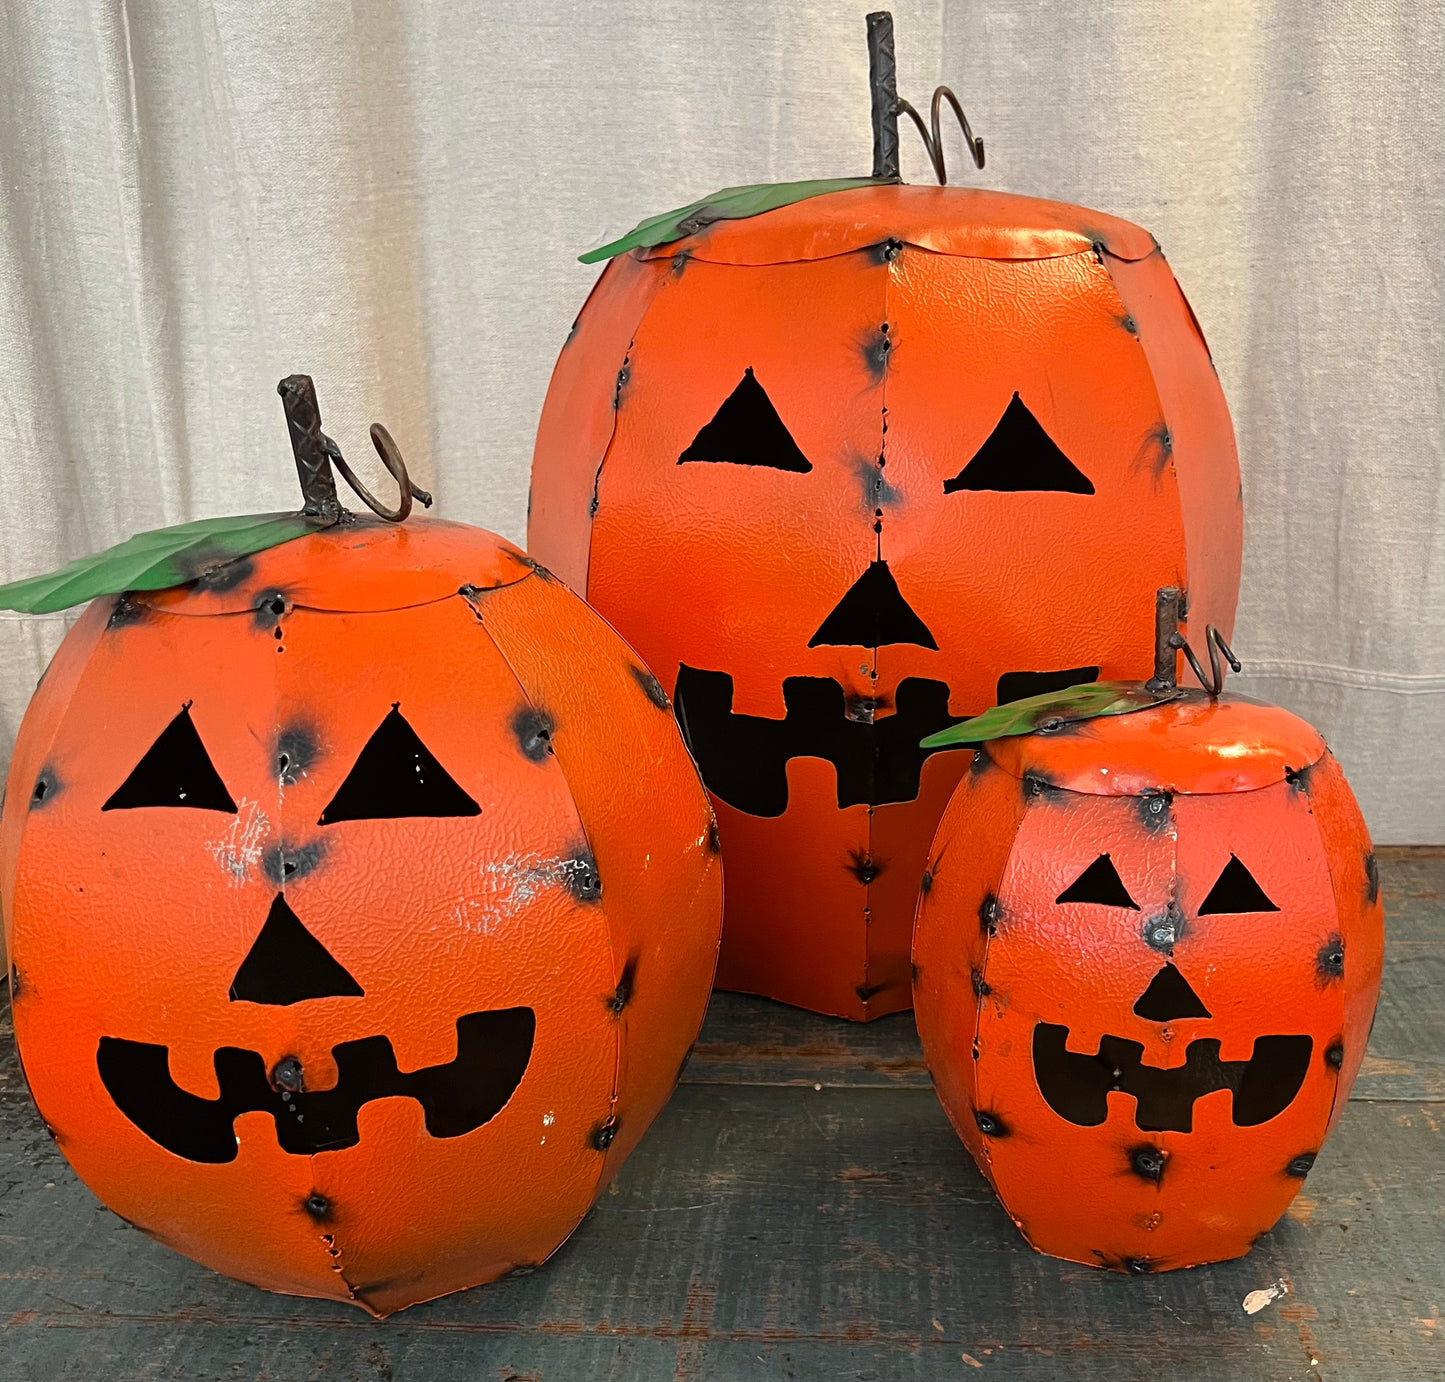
(2, 851, 1442, 1381)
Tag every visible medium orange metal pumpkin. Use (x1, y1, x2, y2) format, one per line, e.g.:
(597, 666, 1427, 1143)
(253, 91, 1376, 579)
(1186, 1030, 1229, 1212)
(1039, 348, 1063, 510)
(912, 678, 1382, 1272)
(528, 22, 1241, 1019)
(0, 384, 721, 1316)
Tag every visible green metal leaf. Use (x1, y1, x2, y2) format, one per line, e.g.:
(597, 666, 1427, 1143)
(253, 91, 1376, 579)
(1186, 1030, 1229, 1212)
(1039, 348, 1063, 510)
(579, 177, 895, 264)
(0, 512, 333, 614)
(920, 681, 1185, 749)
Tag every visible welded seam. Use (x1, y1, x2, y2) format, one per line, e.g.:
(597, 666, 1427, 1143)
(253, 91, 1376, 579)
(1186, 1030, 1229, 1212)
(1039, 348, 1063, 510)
(638, 237, 1158, 271)
(970, 801, 1032, 1163)
(861, 251, 894, 1006)
(461, 587, 623, 1210)
(581, 266, 670, 597)
(1098, 249, 1191, 616)
(127, 576, 533, 625)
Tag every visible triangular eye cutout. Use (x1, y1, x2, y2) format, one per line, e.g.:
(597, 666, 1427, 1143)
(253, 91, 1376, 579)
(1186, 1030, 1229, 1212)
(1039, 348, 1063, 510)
(230, 894, 365, 1005)
(102, 704, 237, 814)
(1133, 963, 1212, 1021)
(1198, 855, 1280, 915)
(943, 393, 1095, 495)
(318, 705, 481, 825)
(678, 368, 813, 472)
(1056, 854, 1140, 909)
(808, 559, 939, 650)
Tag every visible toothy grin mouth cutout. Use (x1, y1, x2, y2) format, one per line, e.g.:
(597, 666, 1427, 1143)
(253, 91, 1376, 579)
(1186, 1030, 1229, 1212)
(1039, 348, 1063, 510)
(98, 1009, 535, 1163)
(673, 665, 962, 816)
(1032, 1022, 1312, 1132)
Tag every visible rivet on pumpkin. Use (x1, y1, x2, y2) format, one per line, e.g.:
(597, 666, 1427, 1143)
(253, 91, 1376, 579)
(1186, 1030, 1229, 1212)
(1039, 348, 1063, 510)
(1285, 1152, 1318, 1179)
(628, 664, 670, 710)
(511, 705, 556, 763)
(1129, 1146, 1167, 1184)
(847, 850, 882, 885)
(591, 1116, 619, 1152)
(1316, 935, 1346, 981)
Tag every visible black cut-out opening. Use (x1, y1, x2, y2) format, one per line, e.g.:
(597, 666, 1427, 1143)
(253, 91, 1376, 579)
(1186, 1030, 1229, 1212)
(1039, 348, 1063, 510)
(1132, 963, 1211, 1021)
(673, 665, 962, 816)
(97, 1007, 535, 1163)
(1232, 1036, 1315, 1125)
(1056, 854, 1139, 909)
(230, 895, 365, 1006)
(678, 368, 812, 472)
(1198, 855, 1279, 915)
(319, 705, 481, 824)
(808, 560, 938, 650)
(102, 704, 237, 814)
(997, 666, 1100, 705)
(1033, 1023, 1311, 1133)
(943, 393, 1095, 495)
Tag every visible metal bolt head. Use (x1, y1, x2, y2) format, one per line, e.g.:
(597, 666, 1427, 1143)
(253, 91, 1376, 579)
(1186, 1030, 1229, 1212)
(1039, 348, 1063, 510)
(271, 1055, 304, 1094)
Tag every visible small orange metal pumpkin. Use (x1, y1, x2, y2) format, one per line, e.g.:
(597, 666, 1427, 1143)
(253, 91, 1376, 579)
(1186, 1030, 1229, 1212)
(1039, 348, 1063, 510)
(0, 380, 721, 1315)
(912, 598, 1383, 1272)
(529, 15, 1241, 1020)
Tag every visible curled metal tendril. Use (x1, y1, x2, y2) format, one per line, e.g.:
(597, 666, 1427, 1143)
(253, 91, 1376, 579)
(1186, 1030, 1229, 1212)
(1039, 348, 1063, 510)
(895, 86, 985, 185)
(322, 426, 433, 523)
(1172, 626, 1242, 699)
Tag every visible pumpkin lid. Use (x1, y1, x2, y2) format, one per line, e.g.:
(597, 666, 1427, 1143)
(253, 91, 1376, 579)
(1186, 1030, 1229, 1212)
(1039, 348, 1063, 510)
(134, 518, 534, 616)
(633, 182, 1158, 267)
(982, 692, 1329, 798)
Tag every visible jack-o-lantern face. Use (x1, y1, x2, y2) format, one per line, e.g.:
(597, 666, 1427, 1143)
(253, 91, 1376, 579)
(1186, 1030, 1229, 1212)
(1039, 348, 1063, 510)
(1, 521, 721, 1315)
(531, 184, 1242, 1019)
(913, 695, 1384, 1271)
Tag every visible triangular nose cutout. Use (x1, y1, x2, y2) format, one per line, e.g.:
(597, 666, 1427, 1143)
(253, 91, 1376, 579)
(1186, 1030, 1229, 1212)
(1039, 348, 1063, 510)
(943, 393, 1095, 495)
(677, 368, 813, 472)
(319, 705, 482, 825)
(230, 894, 365, 1005)
(102, 704, 237, 814)
(1133, 963, 1212, 1021)
(809, 560, 938, 650)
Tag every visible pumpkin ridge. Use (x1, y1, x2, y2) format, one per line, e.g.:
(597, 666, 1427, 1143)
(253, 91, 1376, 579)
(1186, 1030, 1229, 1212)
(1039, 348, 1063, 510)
(460, 587, 625, 1204)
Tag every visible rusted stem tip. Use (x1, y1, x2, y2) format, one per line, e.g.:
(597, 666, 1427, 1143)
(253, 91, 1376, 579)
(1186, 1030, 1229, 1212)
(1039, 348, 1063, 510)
(278, 374, 342, 523)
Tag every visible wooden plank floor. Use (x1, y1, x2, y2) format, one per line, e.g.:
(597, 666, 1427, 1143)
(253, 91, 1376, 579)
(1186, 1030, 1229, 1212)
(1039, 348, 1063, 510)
(2, 851, 1442, 1381)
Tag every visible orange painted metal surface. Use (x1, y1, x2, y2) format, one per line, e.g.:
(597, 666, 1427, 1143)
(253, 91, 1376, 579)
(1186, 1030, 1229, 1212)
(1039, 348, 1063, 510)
(0, 519, 721, 1316)
(913, 698, 1382, 1272)
(530, 184, 1242, 1020)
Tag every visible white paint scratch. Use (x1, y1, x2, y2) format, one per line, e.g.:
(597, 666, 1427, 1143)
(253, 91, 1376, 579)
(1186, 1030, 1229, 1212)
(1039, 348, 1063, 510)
(206, 799, 268, 885)
(450, 852, 592, 934)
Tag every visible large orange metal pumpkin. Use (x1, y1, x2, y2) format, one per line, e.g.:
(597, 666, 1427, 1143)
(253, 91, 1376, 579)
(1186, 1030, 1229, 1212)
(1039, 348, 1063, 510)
(912, 692, 1382, 1272)
(530, 178, 1240, 1019)
(1, 466, 721, 1313)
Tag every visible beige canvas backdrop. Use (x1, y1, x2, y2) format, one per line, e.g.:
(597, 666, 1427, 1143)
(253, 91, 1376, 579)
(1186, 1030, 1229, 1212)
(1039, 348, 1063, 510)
(1, 0, 1441, 842)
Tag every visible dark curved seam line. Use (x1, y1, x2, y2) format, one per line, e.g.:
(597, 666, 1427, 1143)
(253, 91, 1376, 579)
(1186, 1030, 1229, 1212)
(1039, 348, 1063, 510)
(640, 242, 1151, 271)
(971, 799, 1032, 1163)
(467, 590, 623, 1205)
(1313, 808, 1350, 1135)
(129, 582, 533, 623)
(1096, 248, 1189, 645)
(307, 1149, 360, 1305)
(861, 252, 894, 999)
(583, 265, 670, 597)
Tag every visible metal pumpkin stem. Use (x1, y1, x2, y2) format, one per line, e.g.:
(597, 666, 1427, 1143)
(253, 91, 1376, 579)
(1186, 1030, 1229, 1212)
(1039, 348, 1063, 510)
(866, 11, 985, 186)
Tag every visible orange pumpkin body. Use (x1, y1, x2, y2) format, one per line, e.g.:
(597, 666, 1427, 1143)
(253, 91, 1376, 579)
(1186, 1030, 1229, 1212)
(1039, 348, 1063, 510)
(0, 519, 721, 1316)
(912, 694, 1383, 1271)
(530, 184, 1242, 1019)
